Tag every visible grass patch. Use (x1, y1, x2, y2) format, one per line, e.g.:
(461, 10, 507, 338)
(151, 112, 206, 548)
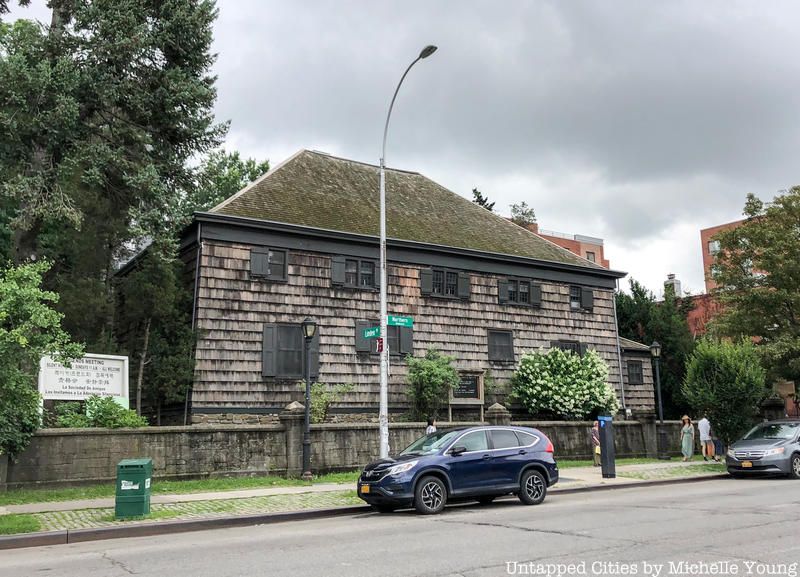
(98, 508, 186, 523)
(0, 470, 362, 507)
(618, 462, 725, 480)
(557, 457, 667, 469)
(0, 514, 41, 535)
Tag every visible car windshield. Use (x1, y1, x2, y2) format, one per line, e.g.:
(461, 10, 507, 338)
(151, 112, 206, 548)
(400, 430, 462, 456)
(743, 423, 799, 440)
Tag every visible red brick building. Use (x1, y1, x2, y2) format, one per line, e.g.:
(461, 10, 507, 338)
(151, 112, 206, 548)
(522, 223, 610, 268)
(700, 219, 745, 292)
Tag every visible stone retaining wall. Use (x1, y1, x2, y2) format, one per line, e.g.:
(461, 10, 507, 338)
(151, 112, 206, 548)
(1, 406, 685, 490)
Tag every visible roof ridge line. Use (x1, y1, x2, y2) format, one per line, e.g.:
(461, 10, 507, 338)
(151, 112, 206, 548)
(305, 149, 421, 175)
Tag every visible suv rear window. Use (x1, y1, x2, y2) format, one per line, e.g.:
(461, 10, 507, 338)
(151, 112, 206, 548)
(515, 431, 539, 447)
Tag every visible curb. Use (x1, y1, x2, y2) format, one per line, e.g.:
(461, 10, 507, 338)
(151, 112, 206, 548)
(0, 474, 729, 550)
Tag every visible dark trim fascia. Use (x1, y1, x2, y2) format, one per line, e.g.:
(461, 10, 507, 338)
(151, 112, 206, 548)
(188, 212, 627, 289)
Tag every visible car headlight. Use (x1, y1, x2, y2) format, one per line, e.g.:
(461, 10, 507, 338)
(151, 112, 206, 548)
(727, 448, 736, 458)
(387, 460, 418, 476)
(763, 447, 785, 457)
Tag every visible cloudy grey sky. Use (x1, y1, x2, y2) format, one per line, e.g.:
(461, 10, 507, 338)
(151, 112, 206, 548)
(10, 1, 800, 295)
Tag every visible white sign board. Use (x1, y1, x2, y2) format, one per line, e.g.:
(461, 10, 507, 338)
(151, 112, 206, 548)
(38, 354, 129, 403)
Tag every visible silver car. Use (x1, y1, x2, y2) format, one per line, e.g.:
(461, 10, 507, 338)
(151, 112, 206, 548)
(726, 420, 800, 478)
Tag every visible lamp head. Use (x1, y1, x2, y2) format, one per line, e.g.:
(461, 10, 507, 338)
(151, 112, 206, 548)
(419, 45, 438, 59)
(301, 317, 317, 340)
(650, 341, 661, 359)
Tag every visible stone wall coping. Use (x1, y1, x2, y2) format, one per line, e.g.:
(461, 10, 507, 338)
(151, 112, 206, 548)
(309, 421, 480, 431)
(34, 424, 285, 437)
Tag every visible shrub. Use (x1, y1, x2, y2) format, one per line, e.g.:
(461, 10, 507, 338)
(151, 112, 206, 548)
(406, 348, 460, 421)
(511, 348, 619, 419)
(53, 396, 148, 429)
(308, 382, 354, 424)
(682, 339, 766, 444)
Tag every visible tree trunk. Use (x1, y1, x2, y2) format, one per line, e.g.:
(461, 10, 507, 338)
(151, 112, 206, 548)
(156, 396, 161, 426)
(135, 317, 152, 416)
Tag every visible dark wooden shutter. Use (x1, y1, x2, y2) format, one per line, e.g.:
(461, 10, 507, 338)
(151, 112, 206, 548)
(330, 256, 346, 286)
(400, 326, 414, 356)
(420, 269, 433, 295)
(457, 272, 471, 299)
(251, 248, 268, 277)
(498, 279, 509, 303)
(580, 288, 594, 311)
(373, 261, 381, 288)
(262, 324, 277, 377)
(355, 320, 373, 353)
(309, 331, 320, 379)
(530, 284, 542, 307)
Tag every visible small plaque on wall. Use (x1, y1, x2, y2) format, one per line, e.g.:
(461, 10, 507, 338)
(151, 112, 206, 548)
(449, 371, 484, 405)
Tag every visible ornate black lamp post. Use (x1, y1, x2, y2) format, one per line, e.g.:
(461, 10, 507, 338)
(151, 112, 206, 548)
(650, 341, 670, 460)
(301, 317, 317, 480)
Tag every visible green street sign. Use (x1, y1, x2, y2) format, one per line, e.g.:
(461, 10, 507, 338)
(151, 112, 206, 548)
(388, 315, 413, 328)
(362, 326, 380, 339)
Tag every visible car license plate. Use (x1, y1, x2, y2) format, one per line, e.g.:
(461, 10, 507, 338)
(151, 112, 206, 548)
(361, 485, 370, 494)
(742, 461, 753, 468)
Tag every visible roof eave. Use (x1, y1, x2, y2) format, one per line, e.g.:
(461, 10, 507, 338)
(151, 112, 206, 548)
(193, 211, 628, 280)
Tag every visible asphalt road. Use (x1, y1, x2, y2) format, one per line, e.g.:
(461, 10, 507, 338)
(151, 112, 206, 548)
(3, 477, 799, 577)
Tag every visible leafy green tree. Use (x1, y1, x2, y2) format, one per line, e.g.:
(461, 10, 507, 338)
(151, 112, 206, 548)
(471, 188, 495, 212)
(712, 187, 800, 384)
(54, 396, 148, 428)
(510, 201, 536, 227)
(180, 150, 269, 220)
(0, 261, 83, 457)
(406, 349, 460, 421)
(682, 339, 766, 444)
(615, 279, 696, 418)
(511, 348, 618, 419)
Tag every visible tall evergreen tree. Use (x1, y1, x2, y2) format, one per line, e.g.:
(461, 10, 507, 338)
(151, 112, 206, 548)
(0, 1, 226, 345)
(471, 187, 495, 212)
(616, 279, 696, 418)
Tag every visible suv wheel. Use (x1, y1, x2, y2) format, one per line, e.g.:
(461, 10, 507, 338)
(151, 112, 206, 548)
(518, 469, 547, 505)
(791, 454, 800, 480)
(414, 476, 447, 515)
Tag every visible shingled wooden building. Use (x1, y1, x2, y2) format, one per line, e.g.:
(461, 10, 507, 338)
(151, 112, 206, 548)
(178, 150, 655, 422)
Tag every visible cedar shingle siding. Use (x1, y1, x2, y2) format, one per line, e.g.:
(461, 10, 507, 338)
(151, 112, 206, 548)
(178, 150, 655, 417)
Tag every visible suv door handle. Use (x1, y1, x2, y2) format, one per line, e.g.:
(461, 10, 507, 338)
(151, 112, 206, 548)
(518, 450, 527, 455)
(482, 454, 492, 460)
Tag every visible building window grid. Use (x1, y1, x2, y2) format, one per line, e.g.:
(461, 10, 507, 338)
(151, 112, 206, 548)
(569, 286, 582, 310)
(627, 360, 644, 385)
(488, 330, 515, 362)
(340, 259, 377, 289)
(445, 271, 458, 296)
(360, 261, 375, 287)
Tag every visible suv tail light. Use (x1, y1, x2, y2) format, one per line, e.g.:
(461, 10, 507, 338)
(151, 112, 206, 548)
(545, 440, 554, 453)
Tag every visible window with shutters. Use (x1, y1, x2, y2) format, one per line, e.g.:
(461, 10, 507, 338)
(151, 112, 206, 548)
(627, 360, 644, 385)
(262, 323, 319, 379)
(498, 278, 540, 307)
(331, 256, 379, 290)
(250, 247, 288, 281)
(488, 330, 515, 362)
(569, 286, 594, 311)
(421, 268, 471, 300)
(551, 340, 584, 356)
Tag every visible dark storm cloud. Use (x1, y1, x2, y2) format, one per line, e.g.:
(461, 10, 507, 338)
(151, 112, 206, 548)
(9, 1, 800, 292)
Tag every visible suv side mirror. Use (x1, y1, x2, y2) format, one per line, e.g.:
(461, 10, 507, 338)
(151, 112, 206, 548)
(450, 446, 467, 456)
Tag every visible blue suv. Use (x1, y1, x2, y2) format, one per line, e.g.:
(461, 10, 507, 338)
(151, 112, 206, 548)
(357, 426, 558, 514)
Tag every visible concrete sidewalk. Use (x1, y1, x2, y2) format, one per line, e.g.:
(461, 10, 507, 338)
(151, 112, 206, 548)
(2, 459, 724, 516)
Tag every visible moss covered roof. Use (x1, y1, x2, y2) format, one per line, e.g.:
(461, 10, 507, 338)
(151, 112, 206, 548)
(212, 150, 605, 269)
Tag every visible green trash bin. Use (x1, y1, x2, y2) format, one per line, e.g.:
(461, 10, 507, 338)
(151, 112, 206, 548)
(115, 458, 153, 519)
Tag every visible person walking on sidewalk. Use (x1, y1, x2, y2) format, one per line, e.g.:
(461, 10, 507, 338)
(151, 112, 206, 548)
(680, 415, 695, 461)
(591, 421, 601, 466)
(697, 414, 720, 462)
(425, 417, 437, 436)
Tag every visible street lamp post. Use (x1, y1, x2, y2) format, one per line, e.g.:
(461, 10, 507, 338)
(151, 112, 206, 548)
(649, 341, 670, 460)
(378, 45, 437, 459)
(301, 317, 317, 480)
